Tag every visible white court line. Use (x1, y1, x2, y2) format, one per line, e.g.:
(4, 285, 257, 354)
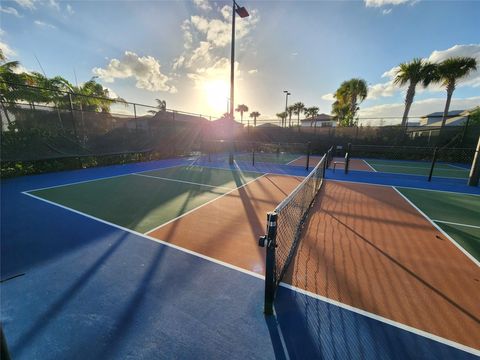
(278, 283, 480, 357)
(190, 163, 307, 179)
(145, 174, 267, 235)
(392, 187, 480, 267)
(368, 163, 468, 172)
(432, 219, 480, 230)
(326, 178, 480, 197)
(24, 162, 192, 193)
(133, 173, 233, 191)
(362, 159, 377, 172)
(286, 156, 305, 165)
(22, 186, 480, 356)
(447, 163, 470, 170)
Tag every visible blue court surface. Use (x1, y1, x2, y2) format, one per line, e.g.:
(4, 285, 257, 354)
(1, 156, 479, 359)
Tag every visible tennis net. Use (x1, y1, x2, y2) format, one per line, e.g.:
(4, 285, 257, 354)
(259, 149, 330, 314)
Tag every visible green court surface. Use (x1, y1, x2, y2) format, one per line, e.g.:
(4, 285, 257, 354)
(29, 166, 263, 233)
(234, 152, 302, 164)
(365, 159, 470, 179)
(398, 188, 480, 261)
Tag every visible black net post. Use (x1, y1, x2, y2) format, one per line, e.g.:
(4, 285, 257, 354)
(468, 135, 480, 187)
(259, 211, 277, 315)
(252, 147, 255, 167)
(345, 143, 351, 174)
(306, 142, 311, 170)
(428, 147, 438, 182)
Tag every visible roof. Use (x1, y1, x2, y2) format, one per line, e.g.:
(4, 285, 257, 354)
(301, 113, 333, 123)
(422, 110, 465, 118)
(257, 122, 280, 127)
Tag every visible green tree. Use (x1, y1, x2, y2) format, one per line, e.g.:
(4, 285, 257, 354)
(304, 106, 319, 127)
(332, 78, 368, 127)
(276, 111, 287, 127)
(235, 104, 249, 124)
(148, 98, 167, 114)
(394, 59, 437, 127)
(249, 111, 260, 127)
(292, 102, 305, 127)
(436, 57, 477, 128)
(0, 49, 23, 126)
(287, 105, 295, 127)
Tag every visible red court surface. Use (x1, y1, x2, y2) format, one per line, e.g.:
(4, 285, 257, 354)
(148, 173, 303, 274)
(330, 157, 374, 171)
(284, 181, 480, 350)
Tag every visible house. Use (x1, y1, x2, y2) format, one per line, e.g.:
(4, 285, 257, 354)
(300, 113, 336, 127)
(419, 110, 469, 127)
(257, 122, 281, 128)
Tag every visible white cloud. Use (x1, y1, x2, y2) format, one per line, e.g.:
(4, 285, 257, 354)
(14, 0, 35, 10)
(186, 41, 212, 68)
(321, 93, 335, 101)
(382, 8, 392, 14)
(0, 28, 5, 36)
(172, 55, 185, 70)
(190, 8, 259, 48)
(358, 96, 480, 123)
(104, 87, 119, 99)
(0, 41, 16, 58)
(92, 51, 176, 93)
(0, 6, 21, 17)
(34, 20, 57, 29)
(181, 20, 193, 50)
(291, 52, 298, 56)
(66, 4, 74, 15)
(47, 0, 60, 11)
(193, 0, 212, 11)
(364, 0, 412, 7)
(248, 69, 258, 74)
(188, 57, 239, 88)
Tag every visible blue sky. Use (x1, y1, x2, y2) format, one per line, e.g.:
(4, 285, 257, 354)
(1, 0, 479, 124)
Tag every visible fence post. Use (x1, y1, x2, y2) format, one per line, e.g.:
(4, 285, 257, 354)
(133, 103, 138, 131)
(345, 143, 351, 174)
(68, 93, 79, 140)
(468, 135, 480, 187)
(428, 147, 438, 182)
(306, 141, 311, 170)
(1, 326, 11, 360)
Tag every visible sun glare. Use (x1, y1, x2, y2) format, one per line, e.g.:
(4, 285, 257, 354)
(204, 80, 229, 114)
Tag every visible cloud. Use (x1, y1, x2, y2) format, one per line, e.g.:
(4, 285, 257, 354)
(181, 20, 193, 49)
(0, 6, 21, 17)
(364, 0, 412, 7)
(291, 52, 298, 56)
(14, 0, 35, 10)
(0, 28, 5, 36)
(358, 96, 480, 123)
(193, 0, 212, 11)
(186, 41, 212, 68)
(92, 51, 177, 93)
(34, 20, 57, 29)
(321, 93, 335, 101)
(0, 41, 16, 58)
(66, 4, 74, 15)
(172, 55, 185, 70)
(189, 7, 259, 48)
(188, 57, 239, 88)
(382, 8, 392, 14)
(47, 0, 60, 11)
(248, 69, 258, 74)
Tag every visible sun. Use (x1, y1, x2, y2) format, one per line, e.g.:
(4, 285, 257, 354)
(204, 79, 229, 114)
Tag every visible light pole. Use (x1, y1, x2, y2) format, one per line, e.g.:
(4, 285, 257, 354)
(229, 1, 249, 119)
(283, 90, 291, 128)
(228, 0, 249, 164)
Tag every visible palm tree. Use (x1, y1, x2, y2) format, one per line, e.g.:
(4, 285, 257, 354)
(332, 78, 368, 127)
(345, 78, 368, 122)
(292, 102, 305, 127)
(235, 104, 249, 124)
(148, 98, 167, 115)
(276, 111, 287, 127)
(0, 50, 23, 126)
(436, 57, 477, 128)
(287, 105, 295, 127)
(249, 111, 260, 127)
(394, 59, 437, 127)
(304, 106, 319, 127)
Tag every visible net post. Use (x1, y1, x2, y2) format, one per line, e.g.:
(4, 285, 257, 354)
(252, 147, 255, 167)
(344, 143, 351, 174)
(1, 326, 11, 360)
(468, 135, 480, 187)
(306, 142, 311, 170)
(262, 211, 277, 315)
(428, 147, 438, 182)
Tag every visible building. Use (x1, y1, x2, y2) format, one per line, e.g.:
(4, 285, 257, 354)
(300, 113, 336, 127)
(419, 110, 469, 127)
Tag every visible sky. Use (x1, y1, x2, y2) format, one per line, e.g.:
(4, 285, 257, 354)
(1, 0, 479, 125)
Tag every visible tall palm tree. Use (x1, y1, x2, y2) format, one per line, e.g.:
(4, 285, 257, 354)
(0, 50, 23, 126)
(249, 111, 260, 127)
(332, 78, 368, 127)
(235, 104, 249, 124)
(276, 111, 287, 127)
(345, 78, 368, 122)
(394, 59, 437, 127)
(148, 98, 167, 114)
(305, 106, 319, 127)
(436, 57, 477, 128)
(292, 102, 305, 127)
(287, 105, 295, 127)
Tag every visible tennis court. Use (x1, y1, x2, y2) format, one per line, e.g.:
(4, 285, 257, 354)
(363, 159, 471, 179)
(2, 152, 480, 359)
